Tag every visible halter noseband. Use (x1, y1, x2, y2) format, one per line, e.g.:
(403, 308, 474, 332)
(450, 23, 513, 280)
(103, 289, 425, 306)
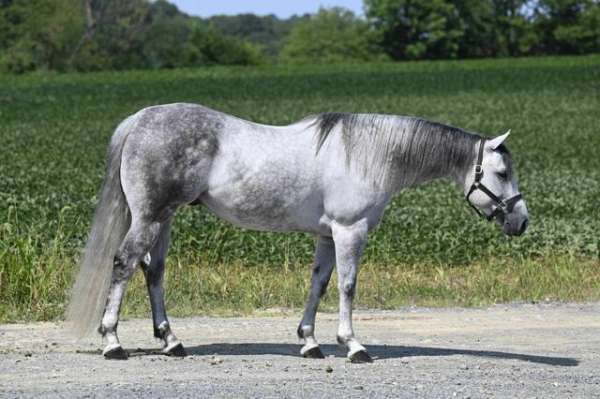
(466, 139, 522, 221)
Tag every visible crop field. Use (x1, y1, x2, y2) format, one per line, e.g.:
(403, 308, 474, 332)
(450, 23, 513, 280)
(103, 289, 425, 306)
(0, 55, 599, 322)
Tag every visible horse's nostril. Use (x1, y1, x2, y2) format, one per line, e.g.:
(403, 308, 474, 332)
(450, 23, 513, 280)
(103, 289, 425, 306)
(519, 219, 528, 235)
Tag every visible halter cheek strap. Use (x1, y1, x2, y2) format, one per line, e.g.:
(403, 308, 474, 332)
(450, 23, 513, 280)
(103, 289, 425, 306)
(466, 139, 523, 221)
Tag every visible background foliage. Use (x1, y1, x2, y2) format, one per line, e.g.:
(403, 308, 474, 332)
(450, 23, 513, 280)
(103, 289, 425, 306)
(0, 55, 598, 321)
(280, 7, 386, 64)
(0, 0, 599, 73)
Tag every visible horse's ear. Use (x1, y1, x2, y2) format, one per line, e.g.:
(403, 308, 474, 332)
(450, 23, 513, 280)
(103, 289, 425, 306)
(488, 130, 511, 150)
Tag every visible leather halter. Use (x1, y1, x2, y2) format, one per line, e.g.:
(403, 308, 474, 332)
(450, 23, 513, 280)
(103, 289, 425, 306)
(466, 139, 522, 221)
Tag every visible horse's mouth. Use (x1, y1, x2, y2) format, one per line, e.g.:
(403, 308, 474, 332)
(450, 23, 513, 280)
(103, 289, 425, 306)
(502, 217, 528, 236)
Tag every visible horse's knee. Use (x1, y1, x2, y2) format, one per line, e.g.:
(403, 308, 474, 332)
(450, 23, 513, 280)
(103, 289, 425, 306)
(339, 280, 356, 299)
(317, 282, 328, 298)
(312, 274, 330, 298)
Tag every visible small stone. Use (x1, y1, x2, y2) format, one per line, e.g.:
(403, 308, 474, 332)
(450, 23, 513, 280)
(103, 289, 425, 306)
(353, 385, 364, 390)
(325, 366, 333, 373)
(209, 356, 223, 365)
(24, 352, 32, 357)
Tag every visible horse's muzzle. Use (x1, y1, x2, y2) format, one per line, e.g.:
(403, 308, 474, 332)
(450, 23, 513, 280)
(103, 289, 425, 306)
(498, 200, 528, 236)
(503, 218, 528, 236)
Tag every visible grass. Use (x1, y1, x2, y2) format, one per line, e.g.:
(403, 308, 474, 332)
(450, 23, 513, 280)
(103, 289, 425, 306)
(0, 55, 599, 322)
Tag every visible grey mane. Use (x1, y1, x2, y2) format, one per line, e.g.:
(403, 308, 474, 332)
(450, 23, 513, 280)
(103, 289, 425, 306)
(312, 113, 483, 187)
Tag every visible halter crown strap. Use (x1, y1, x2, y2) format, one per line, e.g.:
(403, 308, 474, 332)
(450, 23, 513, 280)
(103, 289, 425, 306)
(474, 138, 485, 182)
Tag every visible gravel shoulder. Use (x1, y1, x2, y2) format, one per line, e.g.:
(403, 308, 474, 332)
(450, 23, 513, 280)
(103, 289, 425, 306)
(2, 303, 600, 398)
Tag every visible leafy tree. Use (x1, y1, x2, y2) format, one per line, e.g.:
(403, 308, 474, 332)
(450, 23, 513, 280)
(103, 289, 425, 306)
(489, 0, 537, 56)
(534, 0, 600, 54)
(280, 7, 385, 64)
(138, 1, 197, 69)
(206, 13, 306, 57)
(0, 0, 84, 73)
(451, 0, 500, 57)
(73, 0, 265, 70)
(188, 26, 265, 66)
(365, 0, 465, 59)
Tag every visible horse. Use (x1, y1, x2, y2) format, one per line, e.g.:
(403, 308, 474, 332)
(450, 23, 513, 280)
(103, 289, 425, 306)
(67, 103, 528, 363)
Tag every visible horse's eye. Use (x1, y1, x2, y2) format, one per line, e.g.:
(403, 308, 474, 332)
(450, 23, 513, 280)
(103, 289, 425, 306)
(497, 171, 508, 180)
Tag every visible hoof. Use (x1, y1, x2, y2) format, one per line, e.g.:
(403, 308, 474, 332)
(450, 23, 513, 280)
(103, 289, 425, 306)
(302, 346, 325, 359)
(104, 346, 128, 360)
(164, 343, 187, 357)
(349, 350, 373, 364)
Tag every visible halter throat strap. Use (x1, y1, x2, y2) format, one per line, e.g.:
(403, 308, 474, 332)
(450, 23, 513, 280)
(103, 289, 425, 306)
(465, 139, 522, 221)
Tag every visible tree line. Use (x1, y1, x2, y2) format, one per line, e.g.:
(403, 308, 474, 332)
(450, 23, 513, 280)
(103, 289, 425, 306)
(0, 0, 598, 73)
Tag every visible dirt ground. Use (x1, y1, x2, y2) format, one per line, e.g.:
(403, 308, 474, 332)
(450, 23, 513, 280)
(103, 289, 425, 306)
(1, 303, 600, 398)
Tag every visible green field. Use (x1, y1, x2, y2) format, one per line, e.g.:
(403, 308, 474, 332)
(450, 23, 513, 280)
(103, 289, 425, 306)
(1, 56, 599, 322)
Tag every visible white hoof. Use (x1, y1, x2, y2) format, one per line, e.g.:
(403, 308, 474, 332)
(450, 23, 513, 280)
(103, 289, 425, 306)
(103, 344, 128, 360)
(300, 342, 320, 356)
(102, 342, 122, 356)
(162, 341, 187, 357)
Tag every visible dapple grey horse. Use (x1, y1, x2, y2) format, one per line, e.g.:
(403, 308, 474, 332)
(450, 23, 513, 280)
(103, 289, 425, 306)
(68, 103, 528, 363)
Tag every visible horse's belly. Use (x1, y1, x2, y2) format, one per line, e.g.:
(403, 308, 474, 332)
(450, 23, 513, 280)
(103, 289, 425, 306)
(200, 191, 321, 232)
(200, 173, 325, 233)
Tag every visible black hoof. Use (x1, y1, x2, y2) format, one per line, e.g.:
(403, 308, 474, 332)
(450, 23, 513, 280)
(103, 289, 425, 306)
(349, 350, 373, 363)
(165, 343, 187, 357)
(104, 346, 128, 360)
(303, 346, 325, 359)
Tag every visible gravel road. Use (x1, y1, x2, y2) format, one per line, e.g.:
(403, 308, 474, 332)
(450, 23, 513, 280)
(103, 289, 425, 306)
(2, 303, 600, 398)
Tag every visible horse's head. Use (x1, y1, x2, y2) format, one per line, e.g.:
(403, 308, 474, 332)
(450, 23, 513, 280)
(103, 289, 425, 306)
(464, 131, 529, 236)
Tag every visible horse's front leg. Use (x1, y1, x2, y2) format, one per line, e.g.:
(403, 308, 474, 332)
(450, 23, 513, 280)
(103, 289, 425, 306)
(331, 219, 372, 363)
(297, 236, 336, 359)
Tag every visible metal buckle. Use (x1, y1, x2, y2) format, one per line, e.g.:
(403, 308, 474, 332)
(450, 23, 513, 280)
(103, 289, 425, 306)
(474, 165, 483, 175)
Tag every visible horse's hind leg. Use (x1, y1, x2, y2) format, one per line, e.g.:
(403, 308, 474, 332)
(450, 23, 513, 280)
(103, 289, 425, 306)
(141, 220, 186, 357)
(297, 236, 335, 359)
(99, 217, 163, 359)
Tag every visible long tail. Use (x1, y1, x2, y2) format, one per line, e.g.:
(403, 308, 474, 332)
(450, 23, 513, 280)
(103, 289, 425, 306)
(67, 117, 134, 338)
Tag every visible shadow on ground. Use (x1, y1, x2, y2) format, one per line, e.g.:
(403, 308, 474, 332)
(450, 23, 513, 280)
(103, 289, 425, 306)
(124, 343, 578, 367)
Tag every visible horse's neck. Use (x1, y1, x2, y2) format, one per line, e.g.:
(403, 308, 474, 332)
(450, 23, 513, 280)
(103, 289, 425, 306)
(389, 125, 478, 193)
